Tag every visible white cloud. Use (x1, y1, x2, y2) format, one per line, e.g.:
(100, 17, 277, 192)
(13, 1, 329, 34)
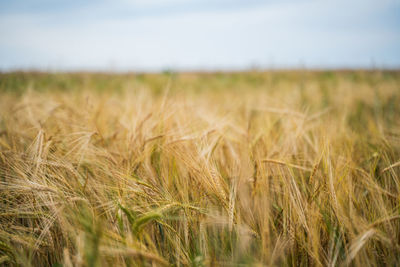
(0, 0, 399, 70)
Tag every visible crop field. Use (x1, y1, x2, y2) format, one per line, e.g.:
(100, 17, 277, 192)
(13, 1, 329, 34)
(0, 70, 399, 266)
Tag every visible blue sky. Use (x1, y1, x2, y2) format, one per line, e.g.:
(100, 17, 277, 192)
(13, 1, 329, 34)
(0, 0, 399, 71)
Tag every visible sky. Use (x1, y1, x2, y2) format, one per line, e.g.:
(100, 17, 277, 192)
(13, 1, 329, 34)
(0, 0, 399, 71)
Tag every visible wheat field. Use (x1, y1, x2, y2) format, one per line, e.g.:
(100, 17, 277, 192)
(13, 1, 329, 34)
(0, 71, 399, 266)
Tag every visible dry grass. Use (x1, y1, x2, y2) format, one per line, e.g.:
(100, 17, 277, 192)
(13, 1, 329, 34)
(0, 71, 399, 266)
